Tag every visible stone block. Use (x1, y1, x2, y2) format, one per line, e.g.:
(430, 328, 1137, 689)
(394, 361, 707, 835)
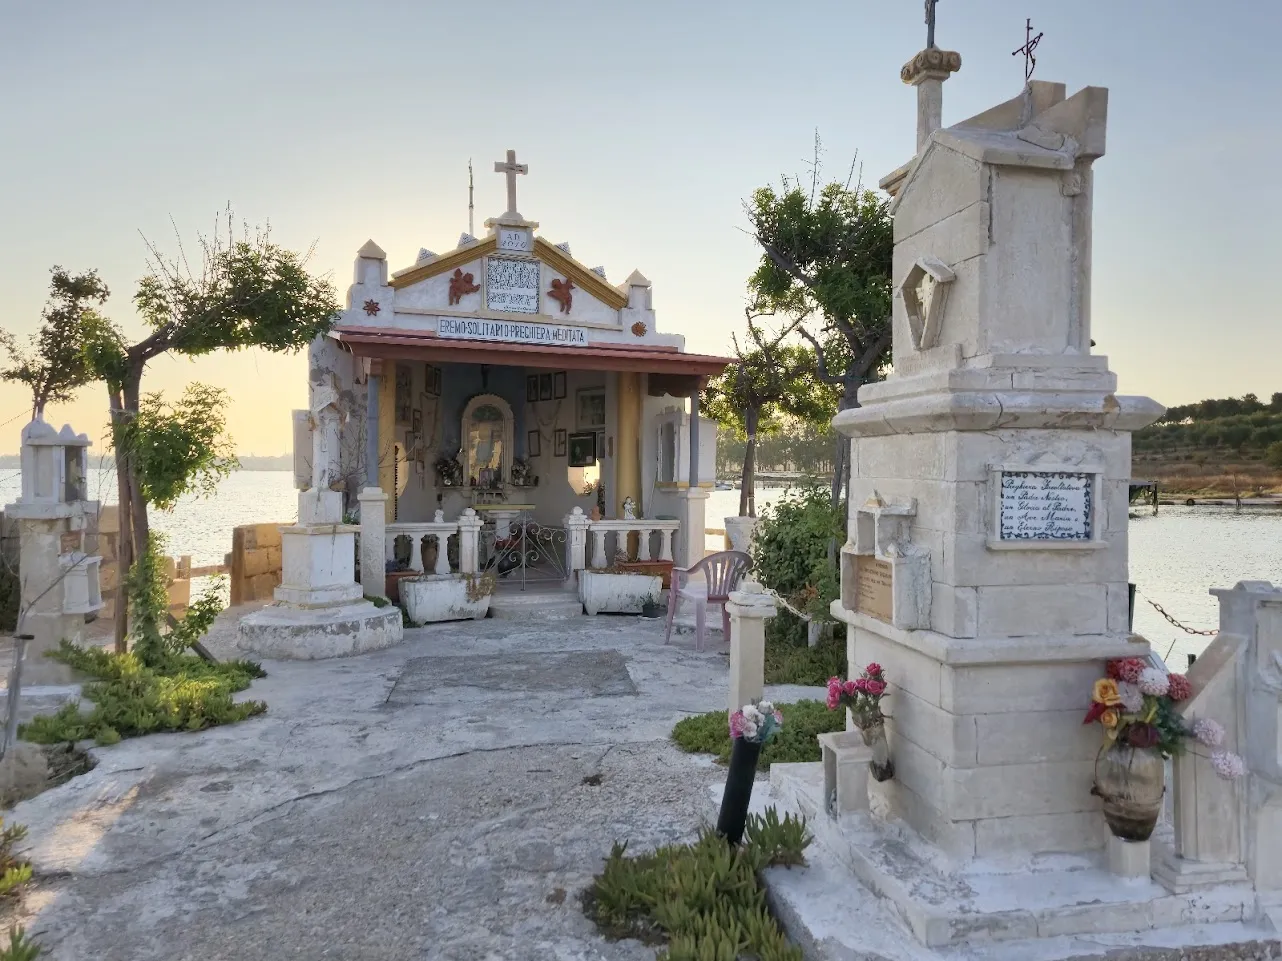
(254, 523, 283, 549)
(853, 432, 947, 482)
(248, 572, 280, 601)
(887, 684, 978, 767)
(975, 583, 1107, 636)
(945, 531, 1126, 588)
(941, 660, 1106, 715)
(975, 709, 1099, 765)
(1107, 836, 1151, 879)
(974, 810, 1106, 858)
(892, 151, 985, 243)
(98, 504, 119, 534)
(948, 759, 1098, 820)
(167, 577, 191, 609)
(851, 626, 942, 706)
(879, 725, 948, 813)
(241, 548, 276, 578)
(870, 772, 977, 861)
(930, 584, 977, 637)
(819, 730, 872, 815)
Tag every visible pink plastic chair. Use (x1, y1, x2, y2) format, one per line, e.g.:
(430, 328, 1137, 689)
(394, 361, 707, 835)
(663, 550, 753, 652)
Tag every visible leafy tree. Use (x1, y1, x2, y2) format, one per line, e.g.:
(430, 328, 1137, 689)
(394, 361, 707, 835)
(119, 385, 238, 510)
(86, 214, 338, 575)
(0, 268, 112, 420)
(702, 318, 823, 515)
(746, 147, 894, 502)
(1267, 441, 1282, 470)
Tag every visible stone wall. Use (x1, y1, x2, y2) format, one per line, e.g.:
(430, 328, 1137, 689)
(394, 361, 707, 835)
(229, 523, 285, 604)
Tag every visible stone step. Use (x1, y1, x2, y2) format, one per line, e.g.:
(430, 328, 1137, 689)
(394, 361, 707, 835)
(765, 762, 1267, 955)
(488, 590, 583, 621)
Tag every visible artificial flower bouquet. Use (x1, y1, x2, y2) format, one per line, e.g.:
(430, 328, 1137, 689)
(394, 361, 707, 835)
(1084, 657, 1246, 779)
(730, 700, 783, 745)
(826, 662, 888, 730)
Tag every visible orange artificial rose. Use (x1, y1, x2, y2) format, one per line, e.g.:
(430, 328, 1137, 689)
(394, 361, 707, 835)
(1100, 708, 1120, 729)
(1093, 678, 1122, 707)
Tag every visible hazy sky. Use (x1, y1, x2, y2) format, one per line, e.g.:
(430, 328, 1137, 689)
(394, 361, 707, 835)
(1, 0, 1277, 456)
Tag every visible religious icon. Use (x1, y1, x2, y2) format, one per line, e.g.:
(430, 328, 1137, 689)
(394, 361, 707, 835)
(412, 409, 422, 434)
(568, 432, 596, 468)
(447, 268, 480, 305)
(553, 371, 567, 399)
(424, 364, 441, 397)
(554, 429, 567, 457)
(539, 373, 553, 401)
(527, 430, 541, 458)
(526, 375, 539, 403)
(576, 388, 606, 431)
(548, 277, 574, 314)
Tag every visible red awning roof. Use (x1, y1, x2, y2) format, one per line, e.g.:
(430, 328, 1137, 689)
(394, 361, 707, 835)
(331, 326, 733, 377)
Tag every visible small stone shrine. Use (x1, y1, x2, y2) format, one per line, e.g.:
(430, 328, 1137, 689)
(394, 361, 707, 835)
(749, 11, 1282, 956)
(5, 419, 103, 685)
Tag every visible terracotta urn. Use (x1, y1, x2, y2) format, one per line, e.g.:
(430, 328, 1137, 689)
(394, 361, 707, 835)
(1093, 743, 1165, 841)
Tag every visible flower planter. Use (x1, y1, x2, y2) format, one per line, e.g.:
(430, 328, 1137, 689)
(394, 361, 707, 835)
(385, 570, 419, 604)
(818, 729, 872, 815)
(716, 737, 762, 845)
(578, 571, 662, 616)
(1093, 743, 1165, 841)
(617, 560, 674, 590)
(400, 573, 493, 625)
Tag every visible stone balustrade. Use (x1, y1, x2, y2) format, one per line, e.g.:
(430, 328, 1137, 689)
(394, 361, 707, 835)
(385, 508, 484, 575)
(1151, 580, 1282, 924)
(562, 511, 680, 570)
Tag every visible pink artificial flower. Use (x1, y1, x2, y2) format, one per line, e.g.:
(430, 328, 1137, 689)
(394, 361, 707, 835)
(853, 678, 870, 693)
(826, 690, 840, 710)
(1193, 717, 1225, 748)
(1211, 751, 1246, 780)
(865, 663, 883, 677)
(729, 711, 745, 739)
(827, 676, 842, 693)
(844, 680, 859, 696)
(865, 679, 886, 696)
(1166, 674, 1193, 701)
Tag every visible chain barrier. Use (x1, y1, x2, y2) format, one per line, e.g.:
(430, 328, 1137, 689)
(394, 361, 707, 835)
(1137, 591, 1218, 637)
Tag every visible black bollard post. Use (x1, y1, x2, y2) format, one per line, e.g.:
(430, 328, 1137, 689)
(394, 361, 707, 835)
(1128, 583, 1136, 632)
(716, 737, 763, 844)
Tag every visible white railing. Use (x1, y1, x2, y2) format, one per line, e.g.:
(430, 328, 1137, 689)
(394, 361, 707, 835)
(563, 508, 681, 572)
(386, 508, 485, 575)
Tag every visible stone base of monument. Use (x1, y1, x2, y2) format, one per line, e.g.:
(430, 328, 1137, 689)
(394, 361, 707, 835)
(765, 762, 1275, 959)
(237, 599, 403, 660)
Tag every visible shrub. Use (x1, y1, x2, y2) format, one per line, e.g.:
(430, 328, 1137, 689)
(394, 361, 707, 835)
(0, 927, 42, 961)
(583, 811, 810, 960)
(751, 486, 843, 646)
(0, 820, 32, 900)
(671, 700, 843, 769)
(764, 632, 845, 686)
(19, 643, 265, 746)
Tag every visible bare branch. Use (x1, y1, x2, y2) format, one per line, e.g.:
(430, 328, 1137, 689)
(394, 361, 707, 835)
(795, 327, 844, 385)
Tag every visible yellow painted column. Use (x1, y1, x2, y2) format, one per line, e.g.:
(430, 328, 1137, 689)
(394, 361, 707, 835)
(615, 371, 642, 520)
(378, 368, 396, 509)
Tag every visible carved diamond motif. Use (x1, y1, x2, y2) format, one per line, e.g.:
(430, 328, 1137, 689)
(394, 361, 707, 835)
(897, 255, 956, 351)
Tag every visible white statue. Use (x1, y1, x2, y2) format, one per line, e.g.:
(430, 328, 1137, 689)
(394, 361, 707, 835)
(622, 496, 637, 520)
(311, 375, 342, 492)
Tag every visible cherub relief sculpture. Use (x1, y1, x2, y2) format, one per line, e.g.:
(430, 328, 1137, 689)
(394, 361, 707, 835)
(448, 268, 480, 305)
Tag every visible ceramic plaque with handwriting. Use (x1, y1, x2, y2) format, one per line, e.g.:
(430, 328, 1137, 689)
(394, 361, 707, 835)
(999, 471, 1092, 541)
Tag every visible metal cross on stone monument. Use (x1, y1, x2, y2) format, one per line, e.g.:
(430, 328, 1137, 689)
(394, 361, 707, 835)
(924, 0, 938, 49)
(494, 149, 528, 218)
(1012, 18, 1044, 82)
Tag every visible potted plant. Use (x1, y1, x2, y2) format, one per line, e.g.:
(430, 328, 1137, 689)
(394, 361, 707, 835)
(826, 663, 893, 782)
(639, 593, 663, 619)
(1085, 657, 1245, 842)
(716, 700, 783, 844)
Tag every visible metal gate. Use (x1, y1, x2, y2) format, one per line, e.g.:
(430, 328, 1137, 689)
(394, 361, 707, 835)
(480, 512, 568, 591)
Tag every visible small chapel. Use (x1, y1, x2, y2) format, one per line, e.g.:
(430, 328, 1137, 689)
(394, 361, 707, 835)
(242, 151, 729, 645)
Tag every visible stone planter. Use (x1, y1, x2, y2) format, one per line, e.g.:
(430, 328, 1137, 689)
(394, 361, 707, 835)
(385, 570, 418, 604)
(1093, 743, 1166, 842)
(578, 571, 662, 616)
(818, 729, 872, 815)
(617, 559, 675, 590)
(724, 515, 758, 553)
(400, 573, 493, 625)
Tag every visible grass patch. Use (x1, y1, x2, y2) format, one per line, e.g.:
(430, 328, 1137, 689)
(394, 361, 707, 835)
(671, 700, 843, 769)
(19, 642, 266, 746)
(763, 629, 845, 686)
(583, 809, 810, 960)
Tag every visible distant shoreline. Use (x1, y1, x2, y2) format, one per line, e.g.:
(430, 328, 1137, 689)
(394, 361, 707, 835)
(0, 456, 293, 471)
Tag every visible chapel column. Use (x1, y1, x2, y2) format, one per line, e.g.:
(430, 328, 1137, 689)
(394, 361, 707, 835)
(615, 371, 642, 520)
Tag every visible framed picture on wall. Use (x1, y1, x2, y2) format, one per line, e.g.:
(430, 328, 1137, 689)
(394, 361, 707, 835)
(553, 371, 567, 399)
(395, 363, 413, 424)
(576, 387, 606, 431)
(554, 429, 567, 457)
(539, 373, 553, 401)
(568, 432, 597, 468)
(412, 409, 422, 434)
(526, 375, 539, 403)
(527, 430, 541, 457)
(430, 365, 443, 397)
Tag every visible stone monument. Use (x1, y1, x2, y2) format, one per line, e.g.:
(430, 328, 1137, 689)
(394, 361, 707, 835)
(238, 373, 402, 659)
(5, 419, 103, 685)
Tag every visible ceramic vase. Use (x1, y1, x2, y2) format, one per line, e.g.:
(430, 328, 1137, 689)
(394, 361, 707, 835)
(1093, 742, 1165, 841)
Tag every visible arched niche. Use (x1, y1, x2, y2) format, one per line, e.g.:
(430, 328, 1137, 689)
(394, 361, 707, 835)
(461, 393, 514, 487)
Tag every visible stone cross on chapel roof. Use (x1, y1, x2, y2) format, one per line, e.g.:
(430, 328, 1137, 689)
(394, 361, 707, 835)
(494, 149, 528, 219)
